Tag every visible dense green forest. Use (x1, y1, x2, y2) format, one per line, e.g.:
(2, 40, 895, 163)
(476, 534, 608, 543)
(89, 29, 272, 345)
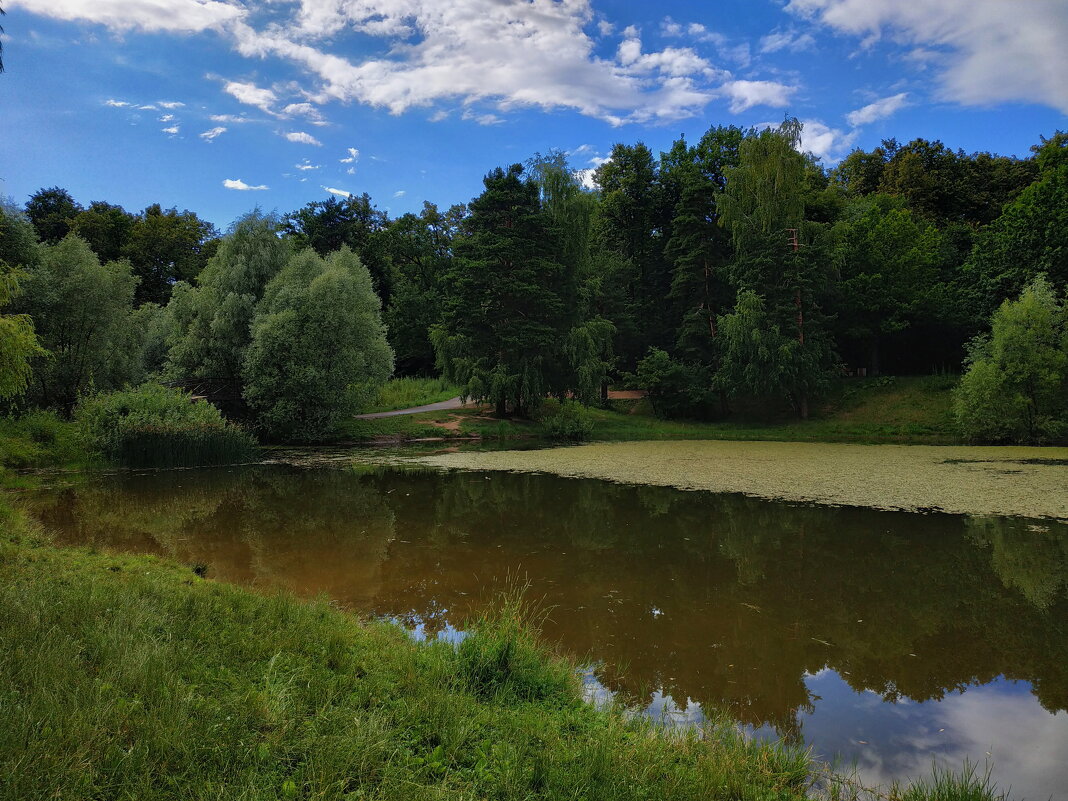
(1, 120, 1066, 447)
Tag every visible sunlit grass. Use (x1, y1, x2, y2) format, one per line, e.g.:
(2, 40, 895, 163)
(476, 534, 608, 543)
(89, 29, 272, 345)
(359, 377, 461, 414)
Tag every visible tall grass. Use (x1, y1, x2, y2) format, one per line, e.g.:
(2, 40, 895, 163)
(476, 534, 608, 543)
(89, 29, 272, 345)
(0, 409, 85, 471)
(76, 383, 257, 469)
(362, 376, 460, 414)
(0, 508, 1012, 801)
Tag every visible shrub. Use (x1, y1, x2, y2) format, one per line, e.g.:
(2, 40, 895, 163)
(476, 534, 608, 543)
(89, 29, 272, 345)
(76, 383, 256, 468)
(538, 399, 595, 442)
(0, 410, 83, 470)
(634, 348, 720, 420)
(955, 277, 1068, 444)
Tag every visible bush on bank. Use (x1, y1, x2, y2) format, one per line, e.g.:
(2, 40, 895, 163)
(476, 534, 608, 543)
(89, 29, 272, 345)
(76, 383, 256, 468)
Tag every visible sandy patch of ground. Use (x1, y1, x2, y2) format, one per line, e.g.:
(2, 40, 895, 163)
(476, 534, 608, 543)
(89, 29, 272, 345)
(406, 440, 1068, 520)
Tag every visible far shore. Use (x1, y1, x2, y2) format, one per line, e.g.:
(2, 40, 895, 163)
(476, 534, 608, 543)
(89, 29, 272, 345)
(404, 440, 1068, 520)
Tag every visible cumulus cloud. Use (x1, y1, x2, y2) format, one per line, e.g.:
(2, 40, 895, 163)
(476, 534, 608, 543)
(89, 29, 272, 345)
(294, 159, 320, 170)
(846, 92, 908, 126)
(104, 98, 129, 107)
(321, 185, 350, 198)
(162, 125, 180, 135)
(159, 114, 175, 122)
(282, 101, 325, 122)
(787, 0, 1068, 113)
(223, 79, 277, 113)
(284, 131, 322, 146)
(339, 147, 359, 164)
(798, 119, 857, 159)
(199, 126, 227, 141)
(12, 0, 243, 33)
(223, 178, 268, 190)
(225, 2, 719, 124)
(158, 101, 185, 109)
(721, 79, 797, 113)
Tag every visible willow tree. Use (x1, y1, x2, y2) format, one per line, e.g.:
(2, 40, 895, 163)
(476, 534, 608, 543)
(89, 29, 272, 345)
(243, 247, 393, 441)
(0, 266, 44, 399)
(716, 119, 835, 418)
(166, 212, 290, 384)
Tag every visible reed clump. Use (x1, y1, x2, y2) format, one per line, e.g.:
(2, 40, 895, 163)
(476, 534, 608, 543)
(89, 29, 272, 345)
(76, 383, 256, 468)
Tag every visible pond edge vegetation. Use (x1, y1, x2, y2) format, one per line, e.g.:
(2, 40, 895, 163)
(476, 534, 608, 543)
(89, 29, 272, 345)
(0, 501, 1010, 801)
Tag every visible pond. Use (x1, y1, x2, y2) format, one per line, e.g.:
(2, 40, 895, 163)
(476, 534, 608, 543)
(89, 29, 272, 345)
(24, 460, 1068, 799)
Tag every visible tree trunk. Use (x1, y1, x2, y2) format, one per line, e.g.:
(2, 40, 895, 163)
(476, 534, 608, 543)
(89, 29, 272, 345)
(798, 391, 808, 420)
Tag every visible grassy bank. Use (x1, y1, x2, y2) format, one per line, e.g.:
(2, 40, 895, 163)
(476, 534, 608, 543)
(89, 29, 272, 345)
(359, 377, 462, 414)
(341, 376, 960, 445)
(0, 500, 1007, 801)
(0, 510, 812, 800)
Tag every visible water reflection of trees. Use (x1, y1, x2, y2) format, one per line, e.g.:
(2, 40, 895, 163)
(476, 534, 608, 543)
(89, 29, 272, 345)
(29, 465, 1068, 736)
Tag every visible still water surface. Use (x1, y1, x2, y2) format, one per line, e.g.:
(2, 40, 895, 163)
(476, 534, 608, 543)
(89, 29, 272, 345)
(26, 462, 1068, 798)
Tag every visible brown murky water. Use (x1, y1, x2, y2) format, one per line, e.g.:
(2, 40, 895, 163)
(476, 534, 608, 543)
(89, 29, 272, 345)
(24, 462, 1068, 798)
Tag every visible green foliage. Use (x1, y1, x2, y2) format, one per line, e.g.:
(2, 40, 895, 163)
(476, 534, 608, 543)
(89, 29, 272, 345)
(955, 277, 1068, 443)
(25, 186, 81, 244)
(362, 376, 459, 414)
(166, 212, 291, 383)
(123, 204, 218, 305)
(0, 409, 84, 469)
(962, 132, 1068, 323)
(243, 247, 393, 441)
(0, 266, 45, 399)
(717, 291, 835, 418)
(282, 193, 392, 303)
(16, 235, 138, 414)
(69, 200, 136, 263)
(537, 398, 595, 441)
(382, 202, 465, 375)
(634, 348, 720, 420)
(433, 164, 567, 416)
(0, 197, 40, 270)
(76, 383, 256, 468)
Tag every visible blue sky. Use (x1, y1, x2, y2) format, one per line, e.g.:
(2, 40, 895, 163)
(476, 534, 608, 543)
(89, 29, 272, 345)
(1, 0, 1065, 230)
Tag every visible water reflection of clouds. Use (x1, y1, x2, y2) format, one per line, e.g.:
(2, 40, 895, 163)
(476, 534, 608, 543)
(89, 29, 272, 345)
(586, 667, 1068, 800)
(797, 671, 1068, 800)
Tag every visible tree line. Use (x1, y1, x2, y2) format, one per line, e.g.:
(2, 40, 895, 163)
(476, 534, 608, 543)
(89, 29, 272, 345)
(0, 119, 1065, 442)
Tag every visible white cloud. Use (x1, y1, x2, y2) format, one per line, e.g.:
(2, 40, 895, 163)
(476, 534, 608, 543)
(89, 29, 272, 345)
(721, 79, 797, 113)
(294, 159, 320, 170)
(12, 0, 243, 33)
(339, 147, 359, 164)
(759, 29, 816, 54)
(798, 119, 857, 159)
(138, 104, 158, 110)
(210, 113, 252, 124)
(393, 190, 406, 198)
(321, 185, 350, 198)
(284, 131, 322, 146)
(199, 126, 227, 141)
(223, 178, 268, 191)
(159, 114, 175, 122)
(787, 0, 1068, 113)
(104, 98, 129, 107)
(158, 101, 185, 109)
(846, 92, 908, 126)
(282, 101, 326, 123)
(345, 167, 356, 175)
(222, 79, 277, 113)
(226, 2, 720, 125)
(162, 125, 180, 135)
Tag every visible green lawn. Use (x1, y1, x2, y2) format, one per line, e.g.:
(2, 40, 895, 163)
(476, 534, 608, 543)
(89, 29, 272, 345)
(339, 375, 961, 446)
(358, 377, 462, 414)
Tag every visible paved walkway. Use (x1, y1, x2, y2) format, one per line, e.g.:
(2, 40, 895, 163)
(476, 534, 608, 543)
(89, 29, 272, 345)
(354, 397, 469, 419)
(354, 390, 647, 420)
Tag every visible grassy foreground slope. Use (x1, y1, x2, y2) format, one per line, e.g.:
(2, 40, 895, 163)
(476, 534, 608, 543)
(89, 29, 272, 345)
(0, 511, 812, 801)
(342, 376, 959, 445)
